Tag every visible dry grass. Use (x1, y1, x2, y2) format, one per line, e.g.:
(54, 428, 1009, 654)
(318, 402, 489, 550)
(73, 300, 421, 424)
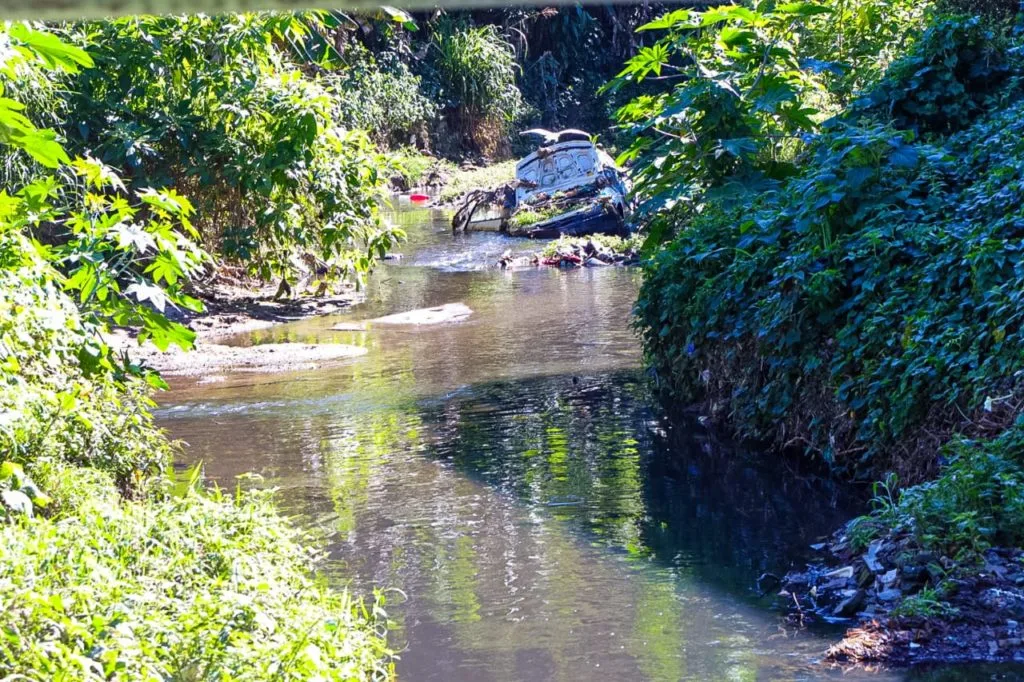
(439, 159, 518, 203)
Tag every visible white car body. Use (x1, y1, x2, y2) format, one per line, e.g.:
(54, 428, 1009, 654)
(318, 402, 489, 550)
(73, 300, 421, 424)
(514, 140, 621, 206)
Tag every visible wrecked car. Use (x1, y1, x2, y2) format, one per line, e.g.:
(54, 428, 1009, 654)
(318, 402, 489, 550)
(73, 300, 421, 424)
(452, 129, 631, 239)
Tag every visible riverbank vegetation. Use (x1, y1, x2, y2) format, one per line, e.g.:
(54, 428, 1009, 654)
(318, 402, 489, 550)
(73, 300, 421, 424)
(0, 9, 676, 676)
(0, 24, 393, 679)
(6, 0, 1024, 669)
(2, 9, 673, 287)
(622, 0, 1024, 639)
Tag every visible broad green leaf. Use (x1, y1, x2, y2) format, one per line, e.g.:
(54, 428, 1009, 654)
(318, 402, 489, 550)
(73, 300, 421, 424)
(17, 129, 70, 169)
(379, 6, 418, 31)
(137, 306, 195, 352)
(9, 23, 94, 72)
(126, 282, 169, 313)
(145, 252, 183, 286)
(719, 27, 756, 48)
(889, 144, 920, 168)
(774, 3, 832, 17)
(0, 461, 25, 482)
(637, 9, 693, 32)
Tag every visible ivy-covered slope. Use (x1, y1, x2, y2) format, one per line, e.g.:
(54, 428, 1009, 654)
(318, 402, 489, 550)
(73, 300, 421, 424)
(634, 13, 1024, 553)
(640, 98, 1023, 468)
(637, 15, 1021, 464)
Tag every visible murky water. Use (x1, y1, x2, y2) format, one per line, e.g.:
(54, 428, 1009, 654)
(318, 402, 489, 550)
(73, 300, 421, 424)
(157, 205, 1024, 681)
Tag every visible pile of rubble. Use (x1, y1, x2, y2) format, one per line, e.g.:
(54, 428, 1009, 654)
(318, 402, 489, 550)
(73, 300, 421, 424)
(779, 532, 1024, 664)
(497, 237, 639, 269)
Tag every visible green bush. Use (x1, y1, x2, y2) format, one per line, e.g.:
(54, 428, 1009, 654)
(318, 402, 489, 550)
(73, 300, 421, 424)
(607, 0, 931, 248)
(636, 94, 1024, 473)
(540, 234, 641, 258)
(64, 13, 402, 286)
(0, 39, 73, 191)
(0, 25, 394, 680)
(0, 241, 395, 679)
(858, 16, 1018, 134)
(849, 424, 1024, 557)
(0, 244, 395, 680)
(801, 0, 930, 97)
(900, 428, 1024, 552)
(329, 46, 436, 147)
(0, 26, 202, 487)
(936, 0, 1020, 21)
(630, 9, 1024, 559)
(386, 147, 455, 189)
(0, 260, 173, 492)
(0, 483, 393, 681)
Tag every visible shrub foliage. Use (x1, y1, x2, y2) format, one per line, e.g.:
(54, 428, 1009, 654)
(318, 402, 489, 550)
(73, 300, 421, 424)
(1, 487, 393, 681)
(0, 23, 393, 679)
(629, 6, 1024, 559)
(64, 13, 401, 285)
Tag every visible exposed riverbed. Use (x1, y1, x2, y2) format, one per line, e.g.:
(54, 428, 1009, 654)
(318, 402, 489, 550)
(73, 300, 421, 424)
(155, 204, 1024, 681)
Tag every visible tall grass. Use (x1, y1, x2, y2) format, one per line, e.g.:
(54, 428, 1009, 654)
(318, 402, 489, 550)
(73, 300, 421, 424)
(430, 21, 526, 156)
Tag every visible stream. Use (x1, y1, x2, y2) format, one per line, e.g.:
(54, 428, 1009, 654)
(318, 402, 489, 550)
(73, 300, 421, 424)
(156, 203, 1023, 681)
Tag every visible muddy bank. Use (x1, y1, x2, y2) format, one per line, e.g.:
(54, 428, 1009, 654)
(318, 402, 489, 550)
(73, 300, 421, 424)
(780, 530, 1024, 665)
(112, 280, 366, 377)
(123, 341, 368, 378)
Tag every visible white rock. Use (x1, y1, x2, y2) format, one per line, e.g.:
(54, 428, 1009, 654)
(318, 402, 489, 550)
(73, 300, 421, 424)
(370, 303, 473, 326)
(825, 566, 855, 579)
(2, 489, 33, 517)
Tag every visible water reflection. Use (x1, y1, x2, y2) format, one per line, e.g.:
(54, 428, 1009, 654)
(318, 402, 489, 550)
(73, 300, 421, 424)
(156, 204, 1024, 681)
(162, 367, 879, 681)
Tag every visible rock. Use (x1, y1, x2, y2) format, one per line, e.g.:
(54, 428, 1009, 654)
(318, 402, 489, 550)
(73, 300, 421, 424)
(980, 588, 1024, 619)
(784, 571, 810, 587)
(756, 573, 781, 593)
(881, 569, 899, 587)
(878, 588, 902, 602)
(390, 173, 409, 191)
(990, 641, 1000, 656)
(998, 638, 1022, 648)
(857, 563, 876, 588)
(826, 566, 855, 580)
(834, 589, 867, 617)
(370, 303, 473, 326)
(864, 540, 885, 573)
(1, 489, 33, 516)
(901, 564, 926, 581)
(822, 577, 853, 592)
(584, 257, 609, 267)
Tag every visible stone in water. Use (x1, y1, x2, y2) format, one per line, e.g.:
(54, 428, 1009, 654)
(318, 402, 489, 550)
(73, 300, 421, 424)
(370, 303, 473, 326)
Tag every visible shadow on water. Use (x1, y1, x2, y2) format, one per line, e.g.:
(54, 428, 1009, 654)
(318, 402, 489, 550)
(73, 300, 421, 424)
(412, 369, 854, 603)
(156, 202, 1024, 682)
